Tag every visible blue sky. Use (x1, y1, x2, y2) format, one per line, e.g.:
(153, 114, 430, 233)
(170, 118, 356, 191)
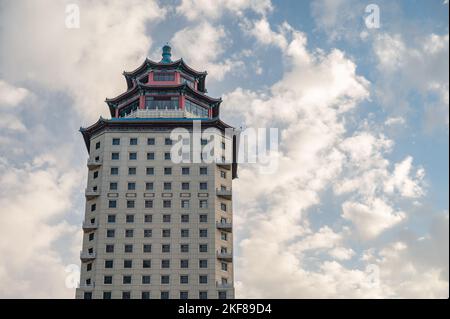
(0, 0, 448, 298)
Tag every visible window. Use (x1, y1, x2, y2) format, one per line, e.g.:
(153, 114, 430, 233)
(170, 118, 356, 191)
(200, 167, 207, 175)
(145, 182, 154, 191)
(221, 232, 228, 241)
(164, 167, 172, 175)
(163, 182, 172, 191)
(127, 182, 135, 190)
(221, 262, 228, 271)
(146, 167, 154, 175)
(221, 141, 226, 150)
(181, 229, 189, 238)
(105, 260, 113, 268)
(199, 182, 207, 190)
(142, 276, 151, 284)
(104, 276, 112, 284)
(199, 291, 208, 299)
(199, 259, 208, 268)
(124, 244, 133, 253)
(112, 138, 120, 145)
(147, 137, 155, 145)
(126, 214, 134, 223)
(163, 200, 171, 208)
(93, 171, 98, 179)
(201, 138, 208, 146)
(181, 214, 189, 223)
(106, 229, 115, 238)
(128, 167, 136, 175)
(88, 233, 94, 241)
(180, 244, 189, 253)
(129, 152, 137, 160)
(162, 229, 171, 238)
(106, 244, 114, 253)
(107, 215, 116, 223)
(147, 152, 155, 160)
(199, 200, 208, 208)
(123, 276, 132, 284)
(86, 263, 92, 271)
(220, 171, 226, 178)
(161, 275, 170, 284)
(111, 152, 119, 160)
(199, 275, 208, 284)
(127, 200, 135, 208)
(110, 167, 119, 175)
(90, 204, 96, 212)
(144, 214, 153, 223)
(181, 182, 189, 190)
(154, 72, 175, 81)
(143, 260, 151, 268)
(103, 292, 112, 299)
(185, 99, 208, 117)
(124, 260, 132, 268)
(145, 200, 153, 208)
(180, 260, 189, 268)
(180, 291, 189, 299)
(181, 200, 189, 209)
(181, 167, 190, 175)
(199, 214, 207, 222)
(108, 200, 116, 208)
(125, 229, 134, 238)
(163, 214, 171, 223)
(180, 275, 189, 284)
(221, 203, 227, 212)
(165, 137, 172, 145)
(142, 291, 150, 299)
(110, 182, 118, 190)
(199, 229, 208, 238)
(144, 229, 152, 238)
(161, 259, 170, 268)
(161, 291, 169, 299)
(143, 244, 152, 253)
(199, 244, 208, 252)
(218, 291, 227, 299)
(130, 138, 138, 145)
(162, 244, 170, 253)
(164, 152, 171, 160)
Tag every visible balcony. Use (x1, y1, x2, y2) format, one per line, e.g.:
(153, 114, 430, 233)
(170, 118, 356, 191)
(85, 188, 100, 200)
(216, 188, 232, 199)
(80, 251, 96, 262)
(87, 158, 102, 169)
(82, 220, 99, 232)
(217, 251, 233, 262)
(216, 282, 233, 289)
(216, 161, 232, 170)
(216, 222, 232, 232)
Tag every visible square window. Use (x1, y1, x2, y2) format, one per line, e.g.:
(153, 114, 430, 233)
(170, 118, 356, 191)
(126, 214, 134, 223)
(143, 244, 152, 253)
(124, 244, 133, 253)
(106, 229, 115, 238)
(161, 259, 170, 268)
(162, 229, 171, 238)
(130, 138, 138, 145)
(127, 200, 135, 208)
(199, 214, 207, 223)
(221, 262, 228, 271)
(110, 182, 118, 190)
(106, 244, 114, 253)
(163, 200, 171, 208)
(181, 182, 189, 190)
(162, 244, 170, 253)
(181, 167, 190, 175)
(144, 229, 152, 238)
(200, 167, 207, 175)
(199, 291, 208, 299)
(161, 275, 170, 284)
(124, 260, 132, 268)
(163, 182, 172, 191)
(199, 182, 207, 190)
(200, 138, 208, 146)
(180, 291, 188, 299)
(180, 244, 189, 253)
(107, 215, 116, 223)
(105, 260, 113, 268)
(165, 138, 172, 145)
(220, 171, 226, 178)
(108, 200, 116, 208)
(180, 259, 189, 268)
(125, 229, 134, 238)
(145, 200, 153, 208)
(181, 200, 189, 209)
(110, 167, 119, 175)
(199, 259, 208, 268)
(146, 167, 154, 175)
(112, 138, 120, 145)
(103, 291, 112, 299)
(161, 291, 169, 299)
(163, 214, 171, 223)
(218, 291, 227, 299)
(145, 182, 154, 191)
(181, 229, 189, 238)
(129, 152, 137, 160)
(147, 152, 155, 160)
(144, 214, 153, 223)
(199, 244, 208, 253)
(181, 214, 189, 223)
(164, 152, 171, 160)
(147, 137, 155, 145)
(104, 276, 112, 284)
(164, 167, 172, 175)
(143, 259, 151, 268)
(199, 229, 208, 238)
(122, 291, 131, 299)
(128, 167, 136, 175)
(199, 275, 208, 284)
(199, 200, 208, 208)
(111, 152, 119, 160)
(180, 275, 189, 284)
(127, 182, 136, 190)
(142, 275, 151, 284)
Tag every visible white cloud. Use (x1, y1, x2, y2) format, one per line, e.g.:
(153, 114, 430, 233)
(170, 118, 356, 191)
(176, 0, 272, 21)
(0, 113, 27, 132)
(0, 80, 29, 107)
(0, 0, 166, 122)
(385, 116, 406, 126)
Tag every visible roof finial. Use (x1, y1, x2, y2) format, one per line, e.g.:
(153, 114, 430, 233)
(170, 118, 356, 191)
(161, 43, 172, 63)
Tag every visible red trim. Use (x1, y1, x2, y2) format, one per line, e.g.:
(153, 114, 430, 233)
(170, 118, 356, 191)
(148, 71, 154, 83)
(179, 95, 185, 110)
(139, 95, 145, 109)
(148, 71, 179, 86)
(114, 108, 119, 118)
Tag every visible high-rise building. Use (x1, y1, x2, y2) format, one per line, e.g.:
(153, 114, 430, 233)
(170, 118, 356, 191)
(76, 45, 238, 299)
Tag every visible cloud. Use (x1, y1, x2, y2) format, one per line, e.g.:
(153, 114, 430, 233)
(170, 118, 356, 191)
(0, 80, 29, 107)
(0, 0, 166, 122)
(170, 22, 242, 81)
(176, 0, 272, 21)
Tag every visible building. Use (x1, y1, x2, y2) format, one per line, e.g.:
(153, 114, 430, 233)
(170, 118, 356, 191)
(76, 45, 238, 299)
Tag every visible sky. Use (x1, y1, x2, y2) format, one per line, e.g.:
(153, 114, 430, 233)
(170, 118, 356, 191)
(0, 0, 448, 298)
